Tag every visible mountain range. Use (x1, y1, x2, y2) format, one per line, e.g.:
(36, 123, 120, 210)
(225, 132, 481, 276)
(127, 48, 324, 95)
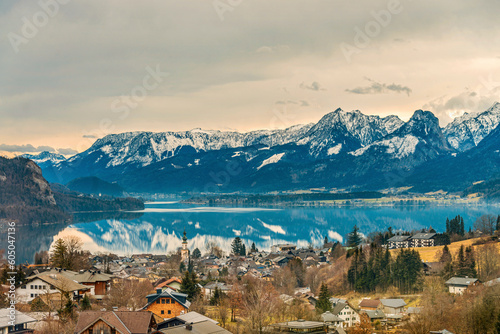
(26, 102, 500, 195)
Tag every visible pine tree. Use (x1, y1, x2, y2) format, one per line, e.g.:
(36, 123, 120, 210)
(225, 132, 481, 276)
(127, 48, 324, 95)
(231, 237, 244, 256)
(50, 238, 68, 268)
(315, 283, 331, 313)
(439, 245, 452, 263)
(240, 244, 246, 256)
(347, 225, 362, 247)
(460, 217, 465, 236)
(180, 270, 201, 301)
(192, 248, 201, 259)
(81, 294, 91, 310)
(446, 218, 450, 234)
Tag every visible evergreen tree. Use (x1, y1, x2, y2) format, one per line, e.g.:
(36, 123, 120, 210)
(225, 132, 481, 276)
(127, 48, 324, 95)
(324, 236, 328, 246)
(231, 237, 245, 256)
(180, 270, 201, 301)
(439, 245, 452, 263)
(446, 218, 450, 234)
(179, 262, 186, 273)
(347, 225, 362, 247)
(315, 283, 331, 313)
(192, 248, 201, 259)
(210, 286, 223, 306)
(460, 217, 465, 236)
(50, 238, 68, 268)
(81, 294, 91, 310)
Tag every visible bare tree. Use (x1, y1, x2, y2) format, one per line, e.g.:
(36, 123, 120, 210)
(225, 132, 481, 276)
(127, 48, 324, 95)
(103, 279, 153, 310)
(241, 277, 280, 333)
(205, 241, 224, 258)
(474, 214, 497, 235)
(476, 243, 500, 281)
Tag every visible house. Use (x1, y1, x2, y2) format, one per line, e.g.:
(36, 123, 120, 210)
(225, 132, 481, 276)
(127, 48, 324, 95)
(271, 244, 296, 253)
(331, 301, 360, 328)
(362, 309, 385, 322)
(157, 311, 218, 330)
(142, 288, 191, 320)
(410, 233, 437, 248)
(158, 320, 232, 333)
(0, 309, 37, 334)
(386, 235, 410, 249)
(203, 282, 231, 299)
(155, 277, 182, 291)
(74, 310, 157, 334)
(358, 299, 381, 310)
(43, 269, 114, 299)
(16, 272, 90, 303)
(267, 320, 327, 333)
(445, 277, 479, 294)
(380, 299, 406, 315)
(320, 311, 344, 328)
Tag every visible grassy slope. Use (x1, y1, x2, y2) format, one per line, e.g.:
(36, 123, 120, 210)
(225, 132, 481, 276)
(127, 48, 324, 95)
(390, 237, 500, 262)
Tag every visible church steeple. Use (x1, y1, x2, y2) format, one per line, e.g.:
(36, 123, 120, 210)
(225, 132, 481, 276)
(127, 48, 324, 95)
(181, 229, 189, 262)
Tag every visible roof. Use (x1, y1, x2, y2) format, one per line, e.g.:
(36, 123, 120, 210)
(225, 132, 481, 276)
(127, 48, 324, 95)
(411, 232, 437, 240)
(176, 312, 218, 325)
(387, 235, 410, 242)
(144, 288, 191, 310)
(74, 311, 154, 334)
(430, 330, 454, 334)
(155, 277, 182, 290)
(269, 320, 326, 330)
(320, 311, 343, 323)
(27, 272, 90, 292)
(159, 320, 232, 333)
(362, 309, 385, 319)
(359, 299, 381, 308)
(380, 299, 407, 308)
(332, 302, 357, 316)
(0, 309, 37, 327)
(30, 268, 113, 283)
(445, 277, 479, 286)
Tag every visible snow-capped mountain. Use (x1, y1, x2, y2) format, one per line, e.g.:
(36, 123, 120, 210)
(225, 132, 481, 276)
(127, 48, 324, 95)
(21, 151, 67, 169)
(36, 103, 500, 193)
(444, 102, 500, 151)
(299, 108, 404, 157)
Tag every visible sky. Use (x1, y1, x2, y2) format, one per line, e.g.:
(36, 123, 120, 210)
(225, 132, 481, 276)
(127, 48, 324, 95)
(1, 0, 500, 155)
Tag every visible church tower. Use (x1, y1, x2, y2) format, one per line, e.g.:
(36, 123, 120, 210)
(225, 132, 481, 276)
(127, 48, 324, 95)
(181, 230, 189, 262)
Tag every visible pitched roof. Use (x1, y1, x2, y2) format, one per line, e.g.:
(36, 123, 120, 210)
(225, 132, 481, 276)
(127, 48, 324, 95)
(380, 299, 407, 308)
(387, 235, 410, 242)
(144, 288, 191, 310)
(445, 277, 478, 286)
(320, 311, 343, 323)
(332, 301, 358, 316)
(176, 311, 218, 325)
(411, 233, 437, 240)
(0, 309, 37, 327)
(362, 309, 385, 319)
(159, 320, 232, 333)
(28, 272, 90, 292)
(359, 299, 381, 308)
(74, 311, 154, 334)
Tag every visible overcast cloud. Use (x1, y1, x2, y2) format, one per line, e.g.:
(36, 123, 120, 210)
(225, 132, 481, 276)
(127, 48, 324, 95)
(1, 0, 500, 153)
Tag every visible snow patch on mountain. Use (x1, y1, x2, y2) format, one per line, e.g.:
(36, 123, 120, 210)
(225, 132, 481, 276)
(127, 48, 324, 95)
(257, 153, 285, 170)
(327, 144, 342, 155)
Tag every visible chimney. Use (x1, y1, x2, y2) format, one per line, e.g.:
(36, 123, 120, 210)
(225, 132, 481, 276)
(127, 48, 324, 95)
(186, 323, 193, 330)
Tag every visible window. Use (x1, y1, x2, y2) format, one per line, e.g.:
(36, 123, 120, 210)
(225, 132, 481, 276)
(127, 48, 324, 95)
(166, 299, 170, 304)
(34, 285, 37, 290)
(21, 285, 26, 289)
(171, 300, 175, 304)
(161, 299, 165, 304)
(161, 310, 164, 315)
(50, 286, 56, 290)
(156, 299, 160, 304)
(30, 285, 33, 289)
(168, 310, 171, 315)
(30, 294, 34, 298)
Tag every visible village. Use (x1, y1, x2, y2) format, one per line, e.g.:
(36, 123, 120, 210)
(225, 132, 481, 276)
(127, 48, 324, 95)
(1, 219, 500, 334)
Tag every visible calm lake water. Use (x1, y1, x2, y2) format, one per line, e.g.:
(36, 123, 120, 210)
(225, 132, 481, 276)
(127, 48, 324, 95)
(10, 201, 500, 263)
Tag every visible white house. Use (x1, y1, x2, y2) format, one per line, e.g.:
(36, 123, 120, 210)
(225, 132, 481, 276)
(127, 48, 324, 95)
(16, 272, 89, 303)
(331, 301, 360, 328)
(445, 277, 479, 294)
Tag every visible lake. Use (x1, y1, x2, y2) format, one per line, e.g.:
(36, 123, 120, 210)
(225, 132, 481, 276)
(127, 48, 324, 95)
(10, 201, 500, 263)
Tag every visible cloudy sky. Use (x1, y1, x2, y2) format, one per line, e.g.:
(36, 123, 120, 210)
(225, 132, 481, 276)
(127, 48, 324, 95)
(1, 0, 500, 155)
